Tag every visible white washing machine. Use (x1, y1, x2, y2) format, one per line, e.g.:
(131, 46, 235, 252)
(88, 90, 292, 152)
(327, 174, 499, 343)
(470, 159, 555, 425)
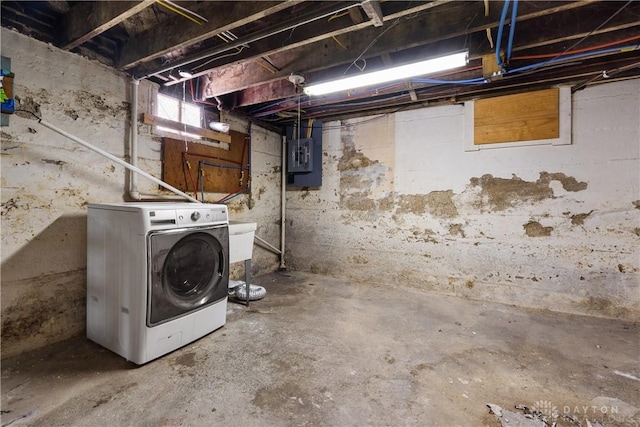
(87, 202, 229, 364)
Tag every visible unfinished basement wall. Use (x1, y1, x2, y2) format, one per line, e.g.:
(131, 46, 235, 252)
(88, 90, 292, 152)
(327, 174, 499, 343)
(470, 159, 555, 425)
(286, 78, 640, 321)
(0, 29, 283, 358)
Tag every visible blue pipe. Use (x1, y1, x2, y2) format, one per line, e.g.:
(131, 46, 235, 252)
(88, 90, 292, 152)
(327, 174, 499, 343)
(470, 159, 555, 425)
(507, 0, 518, 61)
(412, 77, 485, 85)
(506, 44, 639, 74)
(496, 0, 511, 68)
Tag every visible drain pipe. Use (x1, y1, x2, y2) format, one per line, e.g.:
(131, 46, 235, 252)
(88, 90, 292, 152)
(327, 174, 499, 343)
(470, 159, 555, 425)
(129, 79, 141, 200)
(279, 135, 287, 269)
(128, 78, 191, 202)
(37, 118, 199, 203)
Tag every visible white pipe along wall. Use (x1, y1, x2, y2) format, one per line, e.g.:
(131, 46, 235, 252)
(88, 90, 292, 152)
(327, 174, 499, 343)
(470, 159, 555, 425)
(285, 78, 640, 321)
(1, 28, 284, 357)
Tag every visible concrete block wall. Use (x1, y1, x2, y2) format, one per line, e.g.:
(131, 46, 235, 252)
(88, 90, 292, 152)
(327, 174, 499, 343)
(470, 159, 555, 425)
(286, 78, 640, 321)
(0, 29, 283, 358)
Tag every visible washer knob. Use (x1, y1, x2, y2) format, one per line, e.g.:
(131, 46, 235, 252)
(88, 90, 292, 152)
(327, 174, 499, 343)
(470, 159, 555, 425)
(190, 211, 201, 221)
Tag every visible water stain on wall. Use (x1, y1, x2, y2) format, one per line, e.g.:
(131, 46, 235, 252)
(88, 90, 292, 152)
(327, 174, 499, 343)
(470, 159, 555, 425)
(580, 296, 632, 319)
(396, 191, 458, 218)
(340, 174, 373, 190)
(633, 200, 640, 210)
(397, 194, 427, 214)
(338, 144, 377, 171)
(1, 272, 85, 349)
(570, 210, 594, 225)
(73, 90, 129, 120)
(539, 172, 588, 192)
(470, 172, 587, 211)
(449, 224, 466, 237)
(377, 194, 395, 212)
(342, 194, 376, 211)
(523, 221, 553, 237)
(426, 190, 458, 218)
(14, 96, 42, 118)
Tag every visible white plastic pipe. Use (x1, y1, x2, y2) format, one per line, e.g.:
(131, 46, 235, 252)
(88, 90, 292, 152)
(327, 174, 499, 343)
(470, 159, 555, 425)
(280, 135, 286, 269)
(129, 78, 139, 199)
(255, 235, 281, 255)
(38, 118, 199, 203)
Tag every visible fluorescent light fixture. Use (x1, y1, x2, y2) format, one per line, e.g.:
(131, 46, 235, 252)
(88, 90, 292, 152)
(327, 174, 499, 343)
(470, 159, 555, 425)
(304, 51, 469, 96)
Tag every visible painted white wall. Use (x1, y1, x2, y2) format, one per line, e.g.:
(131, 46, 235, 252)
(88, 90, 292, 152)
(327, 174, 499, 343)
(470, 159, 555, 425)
(286, 78, 640, 320)
(1, 29, 283, 357)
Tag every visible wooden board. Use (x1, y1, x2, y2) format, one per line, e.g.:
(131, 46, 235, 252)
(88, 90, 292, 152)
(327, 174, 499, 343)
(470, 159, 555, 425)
(162, 130, 249, 195)
(474, 88, 559, 145)
(142, 113, 231, 143)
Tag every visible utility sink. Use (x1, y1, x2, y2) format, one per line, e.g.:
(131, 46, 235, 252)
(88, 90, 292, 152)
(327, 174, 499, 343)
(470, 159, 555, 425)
(228, 221, 257, 263)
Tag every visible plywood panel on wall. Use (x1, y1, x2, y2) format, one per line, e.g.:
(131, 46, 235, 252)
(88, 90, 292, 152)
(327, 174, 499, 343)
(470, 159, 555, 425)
(474, 88, 559, 145)
(162, 130, 249, 194)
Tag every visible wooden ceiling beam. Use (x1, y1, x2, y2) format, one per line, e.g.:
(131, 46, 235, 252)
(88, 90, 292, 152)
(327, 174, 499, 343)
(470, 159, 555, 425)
(205, 1, 601, 101)
(61, 0, 155, 50)
(118, 1, 303, 70)
(157, 0, 454, 86)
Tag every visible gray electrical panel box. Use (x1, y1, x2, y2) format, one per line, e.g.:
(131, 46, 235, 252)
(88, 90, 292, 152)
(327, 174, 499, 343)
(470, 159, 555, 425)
(286, 121, 322, 188)
(287, 138, 314, 173)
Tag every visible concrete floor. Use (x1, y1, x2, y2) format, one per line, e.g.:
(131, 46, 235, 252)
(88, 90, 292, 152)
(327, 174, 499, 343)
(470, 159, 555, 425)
(1, 271, 638, 427)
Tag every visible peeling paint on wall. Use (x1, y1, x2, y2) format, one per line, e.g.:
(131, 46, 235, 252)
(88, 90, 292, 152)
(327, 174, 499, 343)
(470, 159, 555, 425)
(287, 79, 640, 321)
(425, 190, 458, 218)
(449, 223, 466, 237)
(338, 145, 377, 171)
(539, 172, 588, 192)
(470, 174, 553, 210)
(470, 172, 587, 211)
(570, 210, 594, 225)
(523, 221, 553, 237)
(396, 194, 427, 214)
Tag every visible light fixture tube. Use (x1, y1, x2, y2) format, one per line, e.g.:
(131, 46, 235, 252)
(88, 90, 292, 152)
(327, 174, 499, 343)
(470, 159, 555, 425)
(304, 51, 469, 96)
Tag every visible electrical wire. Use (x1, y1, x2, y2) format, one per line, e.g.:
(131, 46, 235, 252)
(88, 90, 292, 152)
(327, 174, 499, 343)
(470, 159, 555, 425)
(344, 18, 402, 75)
(495, 0, 511, 68)
(511, 0, 634, 76)
(511, 34, 640, 60)
(505, 44, 640, 75)
(252, 0, 637, 122)
(506, 0, 518, 61)
(162, 0, 208, 22)
(156, 0, 203, 25)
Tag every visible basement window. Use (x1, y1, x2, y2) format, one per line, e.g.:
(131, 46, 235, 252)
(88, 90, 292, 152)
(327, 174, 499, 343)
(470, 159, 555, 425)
(155, 93, 202, 139)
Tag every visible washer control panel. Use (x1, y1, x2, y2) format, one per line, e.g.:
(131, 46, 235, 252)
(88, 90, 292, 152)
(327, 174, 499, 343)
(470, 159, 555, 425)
(147, 204, 228, 228)
(176, 207, 227, 226)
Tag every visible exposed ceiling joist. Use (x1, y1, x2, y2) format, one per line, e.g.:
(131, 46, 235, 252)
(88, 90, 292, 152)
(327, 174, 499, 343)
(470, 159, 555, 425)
(118, 0, 304, 70)
(201, 0, 603, 101)
(360, 0, 384, 27)
(163, 0, 455, 87)
(61, 0, 155, 50)
(3, 0, 639, 125)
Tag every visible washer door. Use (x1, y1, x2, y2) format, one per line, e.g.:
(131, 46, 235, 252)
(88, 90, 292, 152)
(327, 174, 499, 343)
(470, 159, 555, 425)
(148, 226, 229, 326)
